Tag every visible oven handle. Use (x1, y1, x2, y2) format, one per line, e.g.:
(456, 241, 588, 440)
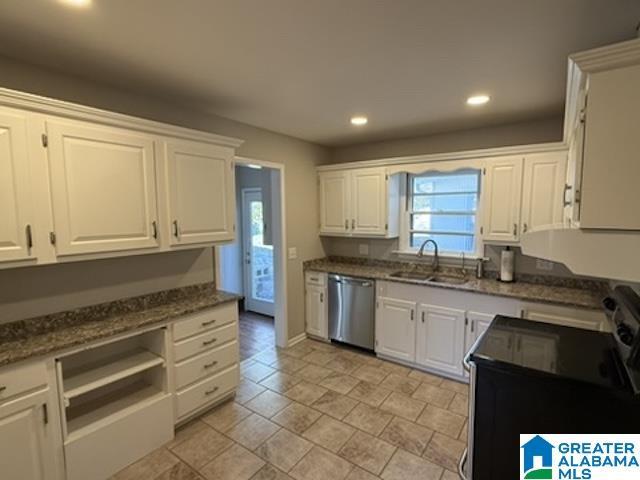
(459, 448, 469, 480)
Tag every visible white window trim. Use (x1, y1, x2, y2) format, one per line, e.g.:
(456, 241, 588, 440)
(397, 171, 485, 260)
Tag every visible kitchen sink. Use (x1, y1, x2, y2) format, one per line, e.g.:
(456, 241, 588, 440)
(389, 271, 469, 285)
(388, 271, 433, 281)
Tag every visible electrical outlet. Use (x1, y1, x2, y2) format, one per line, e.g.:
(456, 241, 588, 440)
(288, 247, 298, 260)
(358, 243, 369, 255)
(536, 259, 554, 271)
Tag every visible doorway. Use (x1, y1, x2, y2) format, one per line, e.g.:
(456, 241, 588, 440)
(241, 188, 274, 316)
(217, 158, 287, 359)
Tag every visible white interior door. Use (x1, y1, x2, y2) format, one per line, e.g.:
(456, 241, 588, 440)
(242, 189, 274, 316)
(46, 119, 159, 256)
(165, 140, 235, 245)
(0, 108, 34, 263)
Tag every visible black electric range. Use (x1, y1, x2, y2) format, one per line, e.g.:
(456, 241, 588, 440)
(462, 286, 640, 480)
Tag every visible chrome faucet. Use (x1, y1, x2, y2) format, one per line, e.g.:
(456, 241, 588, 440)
(417, 239, 439, 271)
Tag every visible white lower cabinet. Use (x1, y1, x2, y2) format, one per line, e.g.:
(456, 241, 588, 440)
(0, 388, 57, 480)
(464, 311, 494, 354)
(305, 272, 328, 340)
(376, 297, 416, 363)
(416, 304, 465, 377)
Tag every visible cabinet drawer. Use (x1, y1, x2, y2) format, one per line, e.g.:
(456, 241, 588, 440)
(173, 302, 237, 341)
(175, 341, 238, 389)
(174, 323, 237, 362)
(305, 271, 326, 287)
(176, 365, 238, 419)
(0, 361, 47, 402)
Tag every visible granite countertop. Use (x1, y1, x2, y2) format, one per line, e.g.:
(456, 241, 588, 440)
(304, 257, 607, 310)
(0, 283, 241, 368)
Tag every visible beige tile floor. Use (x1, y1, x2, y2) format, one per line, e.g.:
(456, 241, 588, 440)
(112, 339, 468, 480)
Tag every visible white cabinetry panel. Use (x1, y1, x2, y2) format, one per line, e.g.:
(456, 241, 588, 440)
(351, 168, 387, 236)
(319, 171, 350, 235)
(482, 157, 523, 242)
(305, 283, 328, 340)
(164, 140, 235, 245)
(0, 109, 35, 263)
(416, 304, 465, 377)
(521, 152, 566, 233)
(46, 119, 159, 256)
(376, 297, 416, 362)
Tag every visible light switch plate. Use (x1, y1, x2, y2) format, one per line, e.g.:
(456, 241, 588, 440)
(288, 247, 298, 260)
(358, 243, 369, 255)
(536, 259, 554, 271)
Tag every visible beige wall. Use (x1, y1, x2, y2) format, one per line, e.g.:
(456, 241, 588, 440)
(0, 56, 330, 338)
(330, 116, 563, 163)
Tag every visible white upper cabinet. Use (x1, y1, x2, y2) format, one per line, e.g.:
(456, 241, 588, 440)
(46, 119, 160, 256)
(319, 167, 399, 238)
(319, 170, 351, 235)
(579, 63, 640, 230)
(351, 168, 387, 236)
(0, 108, 35, 264)
(521, 152, 567, 234)
(375, 296, 416, 363)
(416, 304, 465, 377)
(163, 140, 235, 245)
(482, 156, 524, 242)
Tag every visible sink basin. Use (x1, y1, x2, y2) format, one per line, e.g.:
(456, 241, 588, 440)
(427, 275, 469, 285)
(389, 271, 469, 285)
(388, 271, 432, 281)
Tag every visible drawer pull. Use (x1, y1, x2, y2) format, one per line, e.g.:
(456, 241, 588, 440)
(201, 319, 217, 327)
(0, 386, 6, 393)
(204, 361, 219, 369)
(205, 386, 219, 396)
(202, 338, 218, 346)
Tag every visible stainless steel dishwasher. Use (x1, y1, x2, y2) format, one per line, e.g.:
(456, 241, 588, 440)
(328, 274, 375, 350)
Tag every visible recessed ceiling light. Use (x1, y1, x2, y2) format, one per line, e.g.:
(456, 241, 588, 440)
(350, 116, 368, 126)
(467, 95, 491, 106)
(58, 0, 92, 8)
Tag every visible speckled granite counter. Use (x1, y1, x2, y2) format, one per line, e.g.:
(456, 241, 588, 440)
(0, 283, 241, 368)
(304, 257, 607, 310)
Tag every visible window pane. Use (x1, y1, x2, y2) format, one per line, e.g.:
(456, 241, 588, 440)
(412, 193, 477, 213)
(411, 214, 475, 234)
(411, 233, 475, 253)
(413, 173, 479, 194)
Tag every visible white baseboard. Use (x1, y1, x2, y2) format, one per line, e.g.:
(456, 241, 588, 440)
(286, 332, 307, 348)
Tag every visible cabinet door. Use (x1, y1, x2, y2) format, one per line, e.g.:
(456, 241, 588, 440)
(376, 297, 416, 362)
(351, 168, 386, 236)
(464, 311, 494, 354)
(482, 157, 523, 242)
(0, 109, 34, 263)
(521, 304, 604, 332)
(305, 284, 327, 339)
(165, 140, 235, 245)
(47, 119, 159, 256)
(521, 152, 566, 233)
(319, 171, 350, 235)
(0, 393, 55, 480)
(416, 304, 465, 377)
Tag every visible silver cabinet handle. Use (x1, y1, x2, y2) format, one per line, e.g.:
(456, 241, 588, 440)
(421, 311, 425, 323)
(471, 320, 475, 333)
(513, 223, 518, 237)
(410, 310, 414, 321)
(202, 338, 218, 346)
(344, 219, 349, 230)
(351, 219, 355, 229)
(25, 224, 33, 255)
(0, 386, 6, 393)
(205, 386, 219, 396)
(563, 183, 572, 207)
(320, 293, 324, 303)
(201, 319, 217, 327)
(204, 360, 218, 369)
(522, 223, 528, 233)
(172, 220, 180, 238)
(151, 221, 158, 239)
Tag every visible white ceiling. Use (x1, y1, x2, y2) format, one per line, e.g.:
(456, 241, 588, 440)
(0, 0, 638, 146)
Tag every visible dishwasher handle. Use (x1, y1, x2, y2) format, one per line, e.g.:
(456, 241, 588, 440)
(328, 275, 372, 287)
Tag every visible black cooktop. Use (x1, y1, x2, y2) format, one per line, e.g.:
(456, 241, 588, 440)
(470, 315, 629, 391)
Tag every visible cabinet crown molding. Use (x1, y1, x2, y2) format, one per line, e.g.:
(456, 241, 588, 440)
(0, 87, 244, 148)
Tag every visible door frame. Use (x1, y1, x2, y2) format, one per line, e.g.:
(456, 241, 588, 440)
(216, 156, 289, 348)
(241, 188, 275, 316)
